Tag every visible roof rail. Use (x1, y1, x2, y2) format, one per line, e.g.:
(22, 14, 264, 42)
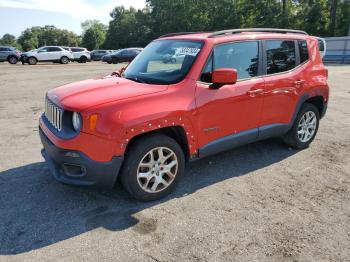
(208, 28, 308, 38)
(159, 32, 208, 38)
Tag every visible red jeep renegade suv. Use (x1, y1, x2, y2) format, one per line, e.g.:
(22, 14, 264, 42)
(39, 28, 329, 201)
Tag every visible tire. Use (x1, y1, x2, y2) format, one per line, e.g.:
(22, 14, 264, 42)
(283, 102, 320, 149)
(60, 56, 69, 64)
(171, 58, 176, 64)
(112, 57, 119, 64)
(120, 134, 185, 201)
(28, 57, 37, 65)
(107, 61, 112, 64)
(8, 56, 18, 64)
(79, 56, 87, 63)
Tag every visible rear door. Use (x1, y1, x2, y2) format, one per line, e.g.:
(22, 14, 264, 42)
(260, 39, 304, 127)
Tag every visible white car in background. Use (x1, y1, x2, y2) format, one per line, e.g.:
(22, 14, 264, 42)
(21, 46, 74, 65)
(63, 47, 91, 63)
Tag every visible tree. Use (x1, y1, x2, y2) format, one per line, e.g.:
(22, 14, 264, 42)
(81, 20, 107, 50)
(103, 6, 152, 49)
(17, 26, 80, 51)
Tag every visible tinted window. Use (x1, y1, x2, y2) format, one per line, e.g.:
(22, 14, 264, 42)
(48, 47, 61, 52)
(298, 40, 309, 63)
(0, 47, 6, 51)
(266, 40, 296, 74)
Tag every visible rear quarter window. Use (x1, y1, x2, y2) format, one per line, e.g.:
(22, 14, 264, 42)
(298, 40, 309, 63)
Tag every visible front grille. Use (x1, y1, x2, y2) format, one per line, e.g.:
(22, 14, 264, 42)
(45, 98, 63, 131)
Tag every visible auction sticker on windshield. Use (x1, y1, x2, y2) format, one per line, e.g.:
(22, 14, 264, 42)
(176, 47, 200, 56)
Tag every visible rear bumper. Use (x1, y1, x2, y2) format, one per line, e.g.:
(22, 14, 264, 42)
(40, 127, 123, 189)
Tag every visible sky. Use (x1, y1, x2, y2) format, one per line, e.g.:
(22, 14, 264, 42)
(0, 0, 146, 37)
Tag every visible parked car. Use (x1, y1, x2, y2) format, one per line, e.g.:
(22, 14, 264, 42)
(21, 46, 74, 65)
(90, 50, 110, 61)
(162, 48, 186, 64)
(101, 50, 120, 64)
(70, 47, 91, 63)
(109, 48, 143, 64)
(0, 46, 21, 64)
(39, 28, 329, 201)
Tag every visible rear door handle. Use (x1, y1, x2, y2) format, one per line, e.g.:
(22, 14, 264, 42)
(294, 80, 305, 88)
(247, 89, 264, 97)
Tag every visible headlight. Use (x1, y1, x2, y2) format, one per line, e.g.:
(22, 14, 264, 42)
(72, 112, 82, 132)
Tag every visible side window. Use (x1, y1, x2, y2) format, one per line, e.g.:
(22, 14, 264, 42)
(39, 47, 48, 52)
(200, 41, 259, 82)
(0, 47, 5, 51)
(266, 40, 296, 74)
(298, 40, 309, 63)
(48, 47, 61, 52)
(215, 41, 259, 80)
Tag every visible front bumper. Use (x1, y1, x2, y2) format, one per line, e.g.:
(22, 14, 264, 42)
(40, 127, 123, 189)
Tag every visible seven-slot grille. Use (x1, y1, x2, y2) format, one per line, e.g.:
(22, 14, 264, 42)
(45, 98, 63, 131)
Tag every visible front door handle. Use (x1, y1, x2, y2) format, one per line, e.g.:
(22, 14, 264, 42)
(247, 89, 264, 97)
(294, 80, 305, 88)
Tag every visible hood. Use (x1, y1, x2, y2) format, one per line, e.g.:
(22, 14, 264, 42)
(23, 50, 37, 55)
(47, 76, 167, 111)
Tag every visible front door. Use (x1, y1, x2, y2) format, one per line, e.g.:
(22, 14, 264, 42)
(195, 41, 264, 149)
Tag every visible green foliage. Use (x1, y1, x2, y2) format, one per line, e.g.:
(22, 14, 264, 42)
(103, 6, 152, 49)
(81, 20, 107, 50)
(4, 1, 350, 51)
(17, 26, 80, 51)
(0, 34, 22, 49)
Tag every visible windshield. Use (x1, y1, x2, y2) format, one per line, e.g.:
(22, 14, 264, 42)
(123, 40, 203, 85)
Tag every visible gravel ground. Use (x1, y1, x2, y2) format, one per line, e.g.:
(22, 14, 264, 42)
(0, 62, 349, 262)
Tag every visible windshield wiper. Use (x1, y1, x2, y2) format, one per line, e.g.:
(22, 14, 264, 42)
(125, 76, 148, 84)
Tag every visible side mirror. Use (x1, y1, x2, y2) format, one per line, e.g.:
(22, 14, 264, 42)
(211, 68, 237, 88)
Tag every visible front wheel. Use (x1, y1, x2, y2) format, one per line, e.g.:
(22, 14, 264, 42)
(8, 56, 18, 64)
(120, 134, 185, 201)
(28, 57, 37, 65)
(283, 103, 320, 149)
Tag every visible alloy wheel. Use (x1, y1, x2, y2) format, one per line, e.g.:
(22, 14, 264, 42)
(137, 147, 178, 193)
(297, 111, 317, 143)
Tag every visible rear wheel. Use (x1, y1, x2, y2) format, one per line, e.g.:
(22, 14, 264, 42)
(79, 56, 87, 63)
(120, 134, 185, 201)
(60, 56, 69, 64)
(283, 103, 320, 149)
(8, 56, 18, 64)
(28, 57, 37, 65)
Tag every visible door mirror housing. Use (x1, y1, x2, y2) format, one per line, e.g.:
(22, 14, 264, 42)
(211, 68, 237, 88)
